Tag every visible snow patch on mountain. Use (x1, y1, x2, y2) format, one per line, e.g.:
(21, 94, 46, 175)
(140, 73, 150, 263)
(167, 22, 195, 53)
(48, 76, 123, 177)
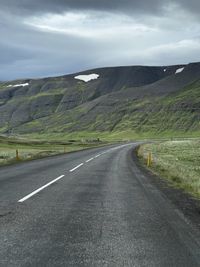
(7, 83, 29, 88)
(175, 67, 184, 74)
(75, 74, 99, 82)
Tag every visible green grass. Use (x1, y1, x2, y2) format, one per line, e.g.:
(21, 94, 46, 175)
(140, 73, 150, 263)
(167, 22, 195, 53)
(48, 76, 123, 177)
(17, 129, 200, 143)
(28, 90, 65, 100)
(138, 139, 200, 198)
(0, 136, 107, 167)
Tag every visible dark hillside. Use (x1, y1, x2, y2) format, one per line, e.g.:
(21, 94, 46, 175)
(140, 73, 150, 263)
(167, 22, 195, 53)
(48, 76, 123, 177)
(0, 62, 200, 138)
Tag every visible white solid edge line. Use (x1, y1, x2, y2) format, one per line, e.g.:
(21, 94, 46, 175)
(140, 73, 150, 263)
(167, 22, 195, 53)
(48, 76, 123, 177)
(18, 175, 65, 203)
(70, 163, 84, 172)
(86, 158, 94, 163)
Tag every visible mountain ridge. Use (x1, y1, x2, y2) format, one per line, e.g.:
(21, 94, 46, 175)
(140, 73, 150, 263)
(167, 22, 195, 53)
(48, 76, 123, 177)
(0, 62, 200, 139)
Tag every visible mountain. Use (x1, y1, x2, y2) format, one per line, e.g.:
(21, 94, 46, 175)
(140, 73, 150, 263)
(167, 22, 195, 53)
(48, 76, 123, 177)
(0, 62, 200, 139)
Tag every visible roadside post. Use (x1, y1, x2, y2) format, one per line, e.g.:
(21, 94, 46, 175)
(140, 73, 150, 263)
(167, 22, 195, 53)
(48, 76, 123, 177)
(16, 149, 20, 161)
(147, 152, 152, 167)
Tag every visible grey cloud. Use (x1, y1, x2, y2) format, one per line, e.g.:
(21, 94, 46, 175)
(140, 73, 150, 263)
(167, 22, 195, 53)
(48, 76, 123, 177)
(177, 0, 200, 12)
(0, 0, 167, 15)
(1, 0, 200, 16)
(0, 0, 200, 80)
(0, 10, 102, 80)
(0, 43, 32, 64)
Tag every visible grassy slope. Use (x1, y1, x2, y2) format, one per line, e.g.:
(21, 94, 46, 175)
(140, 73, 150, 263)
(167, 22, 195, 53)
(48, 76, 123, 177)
(16, 79, 200, 141)
(113, 80, 200, 137)
(0, 79, 200, 141)
(138, 140, 200, 198)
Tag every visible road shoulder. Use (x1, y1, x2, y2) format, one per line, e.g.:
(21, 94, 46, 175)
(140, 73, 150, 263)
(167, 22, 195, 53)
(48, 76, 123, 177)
(131, 148, 200, 232)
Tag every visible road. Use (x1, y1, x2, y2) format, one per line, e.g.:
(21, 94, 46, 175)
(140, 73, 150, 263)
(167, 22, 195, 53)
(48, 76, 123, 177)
(0, 143, 199, 266)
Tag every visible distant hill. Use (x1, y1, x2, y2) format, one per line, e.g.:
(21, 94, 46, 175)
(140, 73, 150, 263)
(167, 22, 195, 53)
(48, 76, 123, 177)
(0, 62, 200, 139)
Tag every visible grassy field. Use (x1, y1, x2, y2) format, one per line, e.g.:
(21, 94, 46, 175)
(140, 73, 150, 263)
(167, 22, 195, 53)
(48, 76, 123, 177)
(138, 139, 200, 199)
(0, 136, 107, 167)
(18, 129, 200, 144)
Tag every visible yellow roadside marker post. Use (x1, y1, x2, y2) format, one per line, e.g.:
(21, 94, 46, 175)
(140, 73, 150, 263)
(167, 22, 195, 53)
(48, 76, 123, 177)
(147, 153, 150, 167)
(16, 149, 20, 161)
(149, 152, 152, 166)
(147, 152, 152, 167)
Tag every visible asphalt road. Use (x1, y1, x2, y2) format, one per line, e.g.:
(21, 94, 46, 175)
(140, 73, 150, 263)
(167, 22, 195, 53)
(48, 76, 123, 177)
(0, 143, 199, 266)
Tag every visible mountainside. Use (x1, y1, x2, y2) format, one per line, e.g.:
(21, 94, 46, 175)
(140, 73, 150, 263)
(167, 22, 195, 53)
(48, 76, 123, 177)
(0, 62, 200, 139)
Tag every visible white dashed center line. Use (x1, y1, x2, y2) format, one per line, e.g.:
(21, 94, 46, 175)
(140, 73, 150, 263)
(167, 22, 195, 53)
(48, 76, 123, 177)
(86, 158, 94, 163)
(70, 163, 84, 172)
(18, 175, 65, 203)
(18, 144, 135, 203)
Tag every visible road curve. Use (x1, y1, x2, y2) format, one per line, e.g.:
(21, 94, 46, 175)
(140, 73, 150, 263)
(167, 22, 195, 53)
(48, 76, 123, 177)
(0, 143, 199, 266)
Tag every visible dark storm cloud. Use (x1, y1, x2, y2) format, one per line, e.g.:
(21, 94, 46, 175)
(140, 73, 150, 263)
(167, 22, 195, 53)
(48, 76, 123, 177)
(1, 0, 200, 15)
(0, 0, 200, 80)
(0, 0, 167, 15)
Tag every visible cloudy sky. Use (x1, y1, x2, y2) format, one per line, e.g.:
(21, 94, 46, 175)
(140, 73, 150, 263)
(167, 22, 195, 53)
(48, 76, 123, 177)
(0, 0, 200, 80)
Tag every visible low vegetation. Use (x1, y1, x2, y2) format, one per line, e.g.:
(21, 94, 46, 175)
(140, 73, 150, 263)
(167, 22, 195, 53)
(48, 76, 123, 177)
(0, 136, 106, 167)
(138, 139, 200, 198)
